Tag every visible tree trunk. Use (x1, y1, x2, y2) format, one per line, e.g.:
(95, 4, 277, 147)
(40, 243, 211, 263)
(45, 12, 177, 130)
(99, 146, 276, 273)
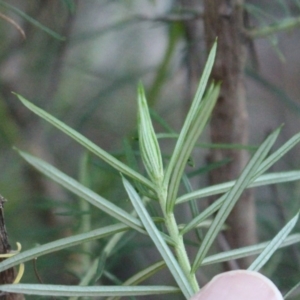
(0, 196, 24, 300)
(203, 0, 256, 268)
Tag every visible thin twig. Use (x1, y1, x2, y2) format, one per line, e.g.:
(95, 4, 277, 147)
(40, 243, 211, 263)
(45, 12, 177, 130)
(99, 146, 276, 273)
(0, 11, 25, 40)
(135, 12, 203, 23)
(33, 259, 56, 300)
(32, 259, 43, 284)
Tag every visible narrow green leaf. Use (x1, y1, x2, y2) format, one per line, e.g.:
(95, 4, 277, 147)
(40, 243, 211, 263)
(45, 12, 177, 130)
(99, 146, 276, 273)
(182, 171, 300, 235)
(77, 152, 93, 272)
(255, 131, 300, 176)
(177, 170, 300, 204)
(182, 174, 203, 242)
(192, 128, 281, 272)
(0, 284, 180, 297)
(284, 280, 300, 299)
(166, 83, 220, 212)
(164, 41, 217, 187)
(138, 83, 164, 185)
(14, 93, 154, 191)
(93, 251, 107, 283)
(70, 216, 141, 300)
(188, 40, 217, 120)
(0, 224, 128, 273)
(202, 233, 300, 266)
(0, 0, 65, 40)
(17, 149, 145, 233)
(107, 261, 166, 300)
(122, 177, 194, 299)
(181, 194, 226, 235)
(248, 212, 299, 271)
(119, 261, 165, 287)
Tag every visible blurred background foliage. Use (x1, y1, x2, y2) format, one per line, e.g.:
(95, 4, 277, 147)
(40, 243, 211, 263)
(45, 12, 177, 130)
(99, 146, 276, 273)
(1, 0, 300, 297)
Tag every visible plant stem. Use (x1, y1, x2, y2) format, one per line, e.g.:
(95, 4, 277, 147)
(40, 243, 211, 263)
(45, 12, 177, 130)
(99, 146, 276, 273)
(78, 153, 92, 270)
(165, 212, 199, 292)
(158, 187, 199, 293)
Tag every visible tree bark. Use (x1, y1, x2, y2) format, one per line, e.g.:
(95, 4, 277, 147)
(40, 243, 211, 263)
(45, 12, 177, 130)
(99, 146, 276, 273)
(0, 196, 24, 300)
(203, 0, 256, 268)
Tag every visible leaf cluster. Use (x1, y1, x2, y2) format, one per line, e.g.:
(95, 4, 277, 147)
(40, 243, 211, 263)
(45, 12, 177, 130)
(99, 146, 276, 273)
(0, 41, 300, 299)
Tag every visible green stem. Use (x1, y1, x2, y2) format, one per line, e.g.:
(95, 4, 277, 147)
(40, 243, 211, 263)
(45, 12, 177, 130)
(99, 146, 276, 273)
(158, 187, 199, 293)
(165, 212, 199, 293)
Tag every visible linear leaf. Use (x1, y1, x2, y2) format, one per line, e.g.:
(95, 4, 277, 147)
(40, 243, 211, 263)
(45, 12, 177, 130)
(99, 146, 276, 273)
(202, 233, 300, 266)
(17, 149, 144, 232)
(118, 261, 165, 286)
(138, 83, 164, 185)
(107, 261, 166, 300)
(122, 177, 194, 299)
(284, 280, 300, 299)
(14, 93, 154, 190)
(164, 41, 217, 188)
(248, 212, 299, 271)
(182, 174, 203, 242)
(255, 131, 300, 176)
(177, 170, 300, 204)
(181, 194, 226, 235)
(0, 224, 128, 273)
(0, 284, 179, 297)
(166, 83, 220, 212)
(180, 171, 300, 234)
(192, 128, 281, 272)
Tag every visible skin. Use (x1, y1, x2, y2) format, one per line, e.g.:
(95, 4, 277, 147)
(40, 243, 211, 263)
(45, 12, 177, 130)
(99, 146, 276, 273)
(189, 270, 283, 300)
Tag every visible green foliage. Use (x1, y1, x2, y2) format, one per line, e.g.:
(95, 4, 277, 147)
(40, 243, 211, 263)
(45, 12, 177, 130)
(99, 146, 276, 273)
(0, 42, 299, 299)
(137, 83, 164, 187)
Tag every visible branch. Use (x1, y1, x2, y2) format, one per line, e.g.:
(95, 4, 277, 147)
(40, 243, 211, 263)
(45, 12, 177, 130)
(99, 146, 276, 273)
(0, 11, 25, 39)
(135, 10, 203, 23)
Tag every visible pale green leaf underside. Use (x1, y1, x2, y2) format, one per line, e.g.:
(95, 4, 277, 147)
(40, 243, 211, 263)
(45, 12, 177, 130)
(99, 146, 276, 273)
(248, 212, 299, 271)
(179, 171, 300, 235)
(166, 83, 220, 212)
(15, 93, 154, 191)
(284, 280, 300, 299)
(138, 83, 164, 184)
(0, 224, 128, 273)
(182, 193, 229, 235)
(177, 170, 300, 204)
(164, 41, 217, 191)
(177, 129, 300, 205)
(192, 128, 280, 272)
(255, 131, 300, 176)
(16, 149, 144, 233)
(203, 233, 300, 266)
(0, 284, 180, 297)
